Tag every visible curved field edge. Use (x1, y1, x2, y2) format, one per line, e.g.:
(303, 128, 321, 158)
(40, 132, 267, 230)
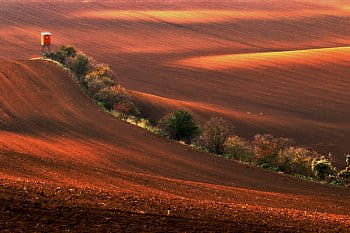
(0, 59, 349, 231)
(1, 0, 350, 164)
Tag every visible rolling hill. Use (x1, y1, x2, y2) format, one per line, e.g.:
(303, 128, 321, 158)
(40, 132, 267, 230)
(0, 59, 349, 231)
(0, 0, 350, 231)
(0, 0, 349, 164)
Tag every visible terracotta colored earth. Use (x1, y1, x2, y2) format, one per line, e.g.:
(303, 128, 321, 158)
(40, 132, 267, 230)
(1, 0, 350, 164)
(0, 58, 349, 232)
(0, 0, 350, 231)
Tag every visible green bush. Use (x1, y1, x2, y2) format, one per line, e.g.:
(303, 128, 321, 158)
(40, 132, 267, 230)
(94, 86, 118, 110)
(111, 86, 140, 117)
(338, 169, 350, 186)
(158, 110, 200, 143)
(44, 47, 91, 78)
(338, 154, 350, 186)
(67, 53, 90, 77)
(312, 156, 336, 180)
(201, 117, 231, 155)
(85, 66, 116, 96)
(62, 46, 77, 58)
(43, 46, 77, 64)
(43, 45, 141, 120)
(278, 147, 315, 177)
(95, 85, 140, 117)
(224, 135, 254, 162)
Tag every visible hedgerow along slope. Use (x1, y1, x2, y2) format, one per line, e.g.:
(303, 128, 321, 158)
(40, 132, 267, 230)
(1, 0, 350, 165)
(0, 59, 349, 231)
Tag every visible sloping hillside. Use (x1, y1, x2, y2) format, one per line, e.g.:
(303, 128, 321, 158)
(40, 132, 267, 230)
(0, 0, 349, 164)
(0, 59, 349, 231)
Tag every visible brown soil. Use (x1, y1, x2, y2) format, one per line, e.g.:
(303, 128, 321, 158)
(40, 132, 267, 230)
(0, 0, 350, 231)
(0, 59, 349, 231)
(0, 179, 349, 232)
(0, 0, 349, 164)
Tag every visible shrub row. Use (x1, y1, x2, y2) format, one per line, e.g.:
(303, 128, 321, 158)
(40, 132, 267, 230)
(44, 46, 140, 118)
(158, 110, 350, 186)
(44, 47, 349, 186)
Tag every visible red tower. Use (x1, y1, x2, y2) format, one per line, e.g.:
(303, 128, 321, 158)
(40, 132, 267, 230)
(41, 32, 51, 54)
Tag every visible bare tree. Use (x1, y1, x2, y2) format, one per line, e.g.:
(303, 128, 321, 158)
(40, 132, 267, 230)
(202, 117, 232, 154)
